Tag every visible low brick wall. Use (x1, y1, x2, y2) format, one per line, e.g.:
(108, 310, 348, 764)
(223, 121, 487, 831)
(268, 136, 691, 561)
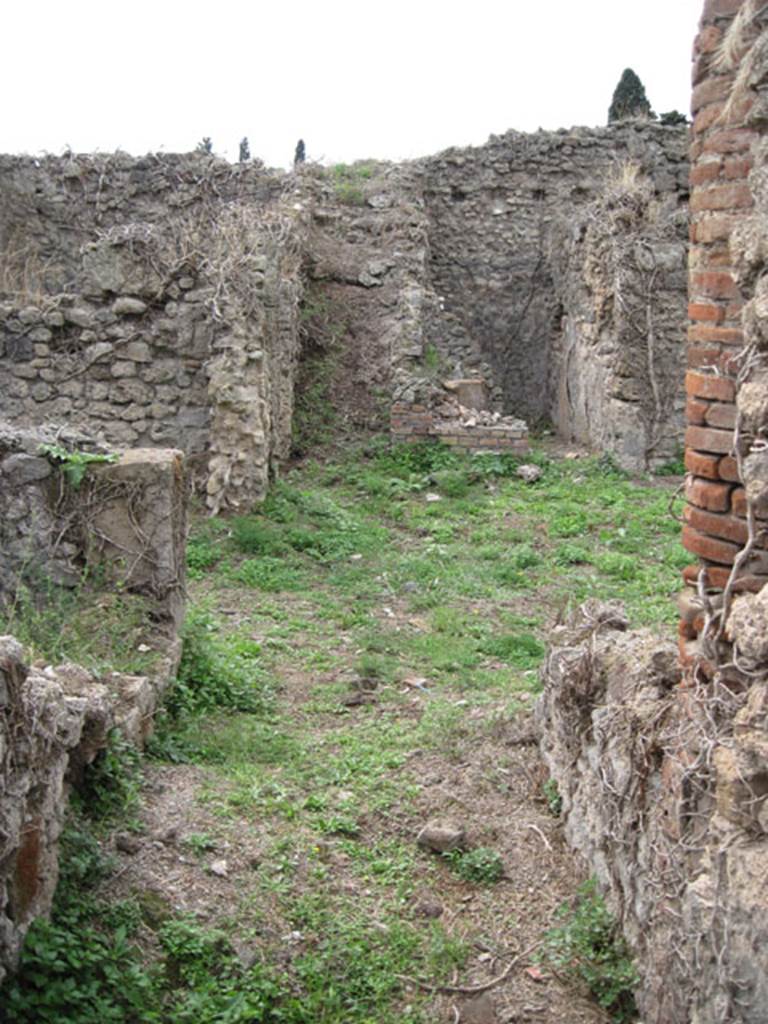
(390, 403, 529, 453)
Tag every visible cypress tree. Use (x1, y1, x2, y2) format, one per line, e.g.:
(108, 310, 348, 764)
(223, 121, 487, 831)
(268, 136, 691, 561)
(608, 69, 653, 123)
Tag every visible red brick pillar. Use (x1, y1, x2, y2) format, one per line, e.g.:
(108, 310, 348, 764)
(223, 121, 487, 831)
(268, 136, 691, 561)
(681, 0, 763, 651)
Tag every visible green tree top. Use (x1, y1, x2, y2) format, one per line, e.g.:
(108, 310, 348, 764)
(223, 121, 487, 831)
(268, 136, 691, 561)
(608, 69, 653, 123)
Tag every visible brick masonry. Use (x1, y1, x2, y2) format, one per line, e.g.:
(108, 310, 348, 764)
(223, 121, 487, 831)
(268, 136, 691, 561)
(390, 403, 529, 453)
(682, 0, 766, 633)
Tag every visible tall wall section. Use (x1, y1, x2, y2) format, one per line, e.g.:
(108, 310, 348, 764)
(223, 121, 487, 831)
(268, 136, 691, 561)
(681, 0, 768, 635)
(421, 124, 689, 465)
(297, 160, 434, 443)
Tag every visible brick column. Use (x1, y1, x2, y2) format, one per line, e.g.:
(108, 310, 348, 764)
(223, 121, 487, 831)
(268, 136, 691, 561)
(681, 0, 764, 651)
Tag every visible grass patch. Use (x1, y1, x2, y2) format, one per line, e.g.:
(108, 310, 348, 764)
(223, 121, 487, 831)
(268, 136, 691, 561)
(14, 436, 683, 1023)
(0, 580, 159, 675)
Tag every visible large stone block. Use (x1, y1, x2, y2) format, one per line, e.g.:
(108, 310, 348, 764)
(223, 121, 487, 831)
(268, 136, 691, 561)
(86, 448, 187, 630)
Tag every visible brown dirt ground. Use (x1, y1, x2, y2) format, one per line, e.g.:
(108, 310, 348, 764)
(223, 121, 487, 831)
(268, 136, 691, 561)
(108, 644, 613, 1023)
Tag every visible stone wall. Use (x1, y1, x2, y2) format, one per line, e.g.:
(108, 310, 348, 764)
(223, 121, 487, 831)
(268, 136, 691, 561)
(0, 422, 187, 629)
(421, 123, 689, 463)
(0, 153, 309, 512)
(536, 602, 768, 1024)
(549, 168, 688, 468)
(0, 139, 690, 478)
(0, 639, 177, 984)
(0, 152, 283, 290)
(0, 424, 188, 982)
(298, 160, 432, 441)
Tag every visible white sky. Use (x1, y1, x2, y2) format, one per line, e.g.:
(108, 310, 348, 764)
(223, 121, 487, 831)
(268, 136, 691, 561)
(3, 1, 703, 169)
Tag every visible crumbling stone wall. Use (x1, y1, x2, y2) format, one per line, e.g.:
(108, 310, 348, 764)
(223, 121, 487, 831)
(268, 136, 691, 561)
(537, 5, 768, 1022)
(0, 152, 283, 291)
(421, 123, 689, 453)
(0, 154, 308, 511)
(0, 640, 175, 984)
(298, 160, 433, 440)
(0, 133, 691, 485)
(0, 424, 188, 982)
(0, 422, 187, 629)
(536, 602, 768, 1024)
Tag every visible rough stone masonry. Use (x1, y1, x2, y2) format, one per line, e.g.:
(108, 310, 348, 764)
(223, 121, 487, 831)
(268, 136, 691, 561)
(0, 423, 188, 982)
(0, 121, 689, 486)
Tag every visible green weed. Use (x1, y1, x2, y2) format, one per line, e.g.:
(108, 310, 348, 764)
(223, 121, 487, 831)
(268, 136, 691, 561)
(539, 879, 638, 1022)
(37, 442, 119, 488)
(167, 606, 272, 716)
(443, 846, 505, 885)
(231, 518, 289, 556)
(186, 536, 221, 578)
(1, 814, 154, 1023)
(480, 632, 545, 669)
(227, 556, 306, 592)
(181, 832, 217, 856)
(0, 580, 158, 675)
(78, 728, 142, 822)
(543, 778, 563, 816)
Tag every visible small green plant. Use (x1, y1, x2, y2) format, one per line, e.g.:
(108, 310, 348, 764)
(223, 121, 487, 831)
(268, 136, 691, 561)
(595, 452, 629, 479)
(554, 542, 593, 566)
(38, 443, 119, 488)
(231, 517, 288, 556)
(78, 728, 142, 821)
(227, 556, 306, 591)
(335, 181, 366, 205)
(158, 916, 281, 1020)
(329, 161, 374, 206)
(182, 832, 217, 857)
(186, 536, 221, 577)
(355, 651, 400, 685)
(443, 846, 504, 885)
(431, 468, 472, 498)
(168, 605, 271, 715)
(1, 813, 155, 1023)
(654, 451, 685, 476)
(543, 777, 563, 816)
(539, 879, 638, 1022)
(480, 632, 545, 668)
(423, 343, 441, 372)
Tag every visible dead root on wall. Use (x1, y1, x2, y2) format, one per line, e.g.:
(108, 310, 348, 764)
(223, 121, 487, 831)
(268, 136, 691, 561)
(536, 597, 768, 1023)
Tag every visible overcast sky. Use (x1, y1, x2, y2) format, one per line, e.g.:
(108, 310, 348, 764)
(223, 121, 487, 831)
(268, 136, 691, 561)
(4, 1, 703, 169)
